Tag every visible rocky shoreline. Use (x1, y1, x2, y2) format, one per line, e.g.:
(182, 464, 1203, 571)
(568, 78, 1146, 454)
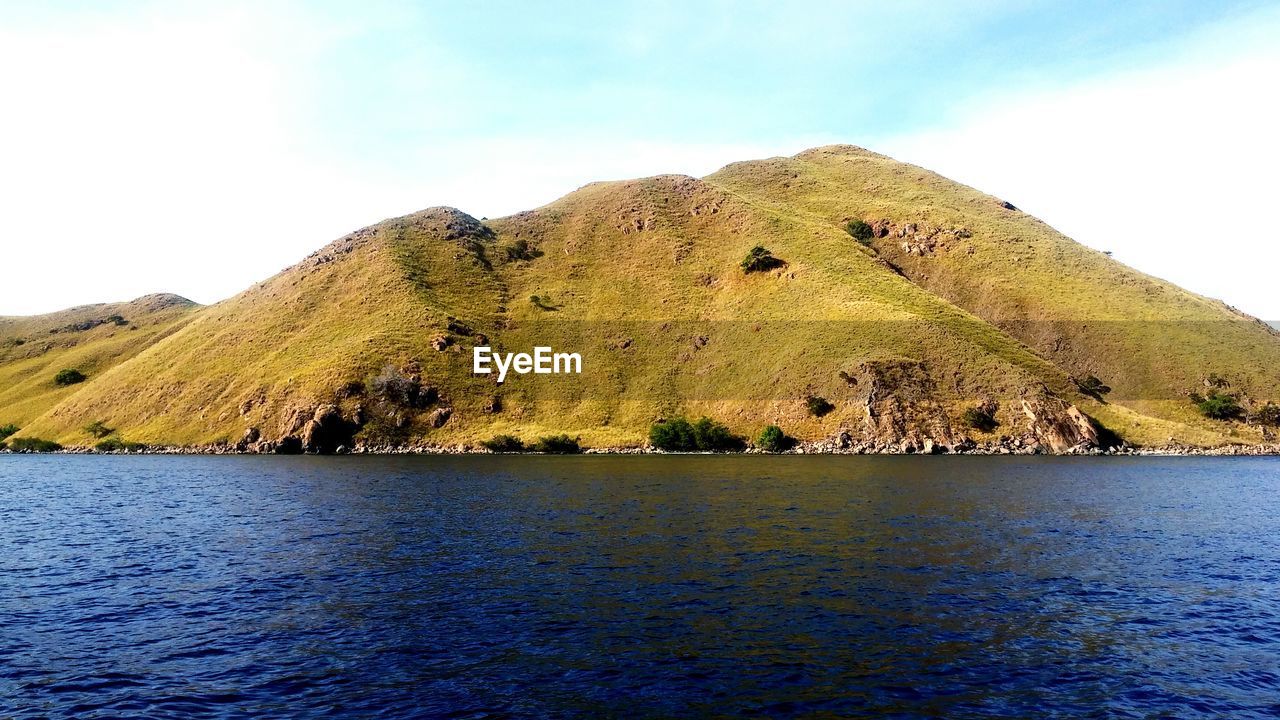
(5, 441, 1279, 457)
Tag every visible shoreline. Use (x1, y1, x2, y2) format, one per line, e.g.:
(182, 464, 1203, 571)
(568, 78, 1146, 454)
(5, 443, 1279, 457)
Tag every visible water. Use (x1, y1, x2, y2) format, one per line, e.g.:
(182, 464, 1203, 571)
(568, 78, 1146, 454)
(2, 455, 1279, 718)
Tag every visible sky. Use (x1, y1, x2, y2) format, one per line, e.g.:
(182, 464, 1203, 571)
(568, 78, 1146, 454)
(1, 0, 1278, 318)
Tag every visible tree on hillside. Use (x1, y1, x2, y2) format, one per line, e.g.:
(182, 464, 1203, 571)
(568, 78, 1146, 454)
(740, 246, 784, 273)
(54, 368, 86, 386)
(1190, 391, 1243, 420)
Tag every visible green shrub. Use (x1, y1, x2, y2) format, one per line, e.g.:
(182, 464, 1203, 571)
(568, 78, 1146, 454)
(846, 219, 874, 245)
(1253, 402, 1280, 427)
(740, 246, 784, 273)
(503, 238, 541, 262)
(0, 423, 18, 441)
(756, 424, 795, 453)
(531, 434, 582, 454)
(649, 417, 744, 452)
(1190, 391, 1243, 420)
(83, 420, 115, 439)
(94, 437, 144, 452)
(649, 417, 696, 451)
(54, 368, 86, 386)
(805, 395, 834, 417)
(106, 314, 128, 326)
(962, 406, 999, 432)
(482, 434, 527, 453)
(9, 437, 62, 452)
(1073, 375, 1111, 399)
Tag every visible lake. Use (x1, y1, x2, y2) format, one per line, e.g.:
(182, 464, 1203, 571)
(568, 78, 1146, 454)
(2, 455, 1279, 718)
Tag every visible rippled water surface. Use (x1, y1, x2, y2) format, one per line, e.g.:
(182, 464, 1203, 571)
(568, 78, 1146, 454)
(3, 455, 1280, 718)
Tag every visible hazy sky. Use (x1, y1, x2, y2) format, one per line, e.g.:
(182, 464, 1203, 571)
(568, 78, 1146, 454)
(2, 0, 1278, 318)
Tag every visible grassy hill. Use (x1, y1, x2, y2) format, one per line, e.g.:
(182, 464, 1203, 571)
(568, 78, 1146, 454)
(708, 146, 1280, 441)
(0, 294, 198, 430)
(7, 146, 1279, 451)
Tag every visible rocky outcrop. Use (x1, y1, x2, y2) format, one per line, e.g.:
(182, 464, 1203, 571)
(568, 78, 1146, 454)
(299, 404, 357, 454)
(849, 359, 957, 447)
(425, 407, 452, 428)
(1020, 396, 1101, 452)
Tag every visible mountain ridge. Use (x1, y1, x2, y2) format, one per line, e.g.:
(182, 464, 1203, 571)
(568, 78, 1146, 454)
(3, 145, 1277, 452)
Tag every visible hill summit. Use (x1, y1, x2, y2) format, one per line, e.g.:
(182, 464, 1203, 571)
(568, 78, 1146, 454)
(4, 146, 1279, 453)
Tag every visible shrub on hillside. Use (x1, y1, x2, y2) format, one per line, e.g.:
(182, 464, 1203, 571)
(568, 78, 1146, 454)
(0, 423, 18, 441)
(805, 395, 835, 417)
(503, 238, 542, 262)
(9, 437, 62, 452)
(94, 437, 144, 452)
(54, 368, 86, 386)
(649, 417, 745, 452)
(531, 434, 582, 454)
(482, 434, 527, 453)
(1189, 391, 1243, 421)
(846, 219, 874, 245)
(83, 420, 115, 439)
(649, 417, 696, 451)
(370, 364, 435, 408)
(740, 246, 784, 273)
(756, 424, 795, 453)
(1073, 375, 1112, 399)
(1253, 402, 1280, 427)
(962, 406, 999, 432)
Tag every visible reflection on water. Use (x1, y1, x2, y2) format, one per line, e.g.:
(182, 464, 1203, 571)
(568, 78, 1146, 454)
(2, 455, 1279, 717)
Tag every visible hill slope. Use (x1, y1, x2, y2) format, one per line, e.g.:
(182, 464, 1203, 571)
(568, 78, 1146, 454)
(0, 294, 199, 428)
(8, 146, 1280, 451)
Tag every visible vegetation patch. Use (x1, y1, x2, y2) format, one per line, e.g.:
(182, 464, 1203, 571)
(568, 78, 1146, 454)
(531, 434, 582, 454)
(502, 238, 542, 262)
(54, 368, 87, 386)
(481, 434, 526, 453)
(1252, 402, 1280, 427)
(846, 219, 874, 245)
(756, 424, 795, 453)
(805, 395, 835, 417)
(94, 437, 144, 452)
(649, 417, 746, 452)
(1073, 375, 1111, 400)
(740, 245, 785, 273)
(370, 364, 436, 409)
(9, 437, 62, 452)
(1190, 391, 1244, 421)
(84, 420, 115, 439)
(0, 423, 18, 442)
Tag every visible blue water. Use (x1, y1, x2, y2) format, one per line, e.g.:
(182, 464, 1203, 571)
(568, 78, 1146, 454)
(2, 455, 1279, 718)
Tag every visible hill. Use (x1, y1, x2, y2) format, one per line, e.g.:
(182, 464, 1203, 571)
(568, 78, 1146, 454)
(0, 294, 199, 428)
(5, 147, 1279, 452)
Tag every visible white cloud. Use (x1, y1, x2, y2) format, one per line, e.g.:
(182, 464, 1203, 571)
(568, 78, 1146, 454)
(876, 7, 1280, 319)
